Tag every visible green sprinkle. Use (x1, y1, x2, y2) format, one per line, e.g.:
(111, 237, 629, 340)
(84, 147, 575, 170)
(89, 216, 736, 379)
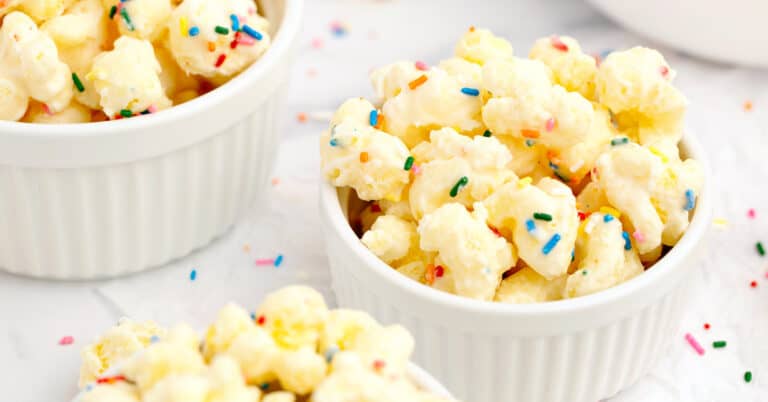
(712, 341, 727, 348)
(744, 371, 752, 383)
(483, 130, 492, 137)
(758, 242, 765, 256)
(109, 5, 117, 19)
(120, 7, 134, 31)
(582, 270, 588, 275)
(533, 212, 553, 221)
(404, 156, 414, 171)
(215, 25, 230, 35)
(120, 109, 133, 118)
(449, 176, 469, 198)
(611, 137, 629, 146)
(72, 73, 85, 92)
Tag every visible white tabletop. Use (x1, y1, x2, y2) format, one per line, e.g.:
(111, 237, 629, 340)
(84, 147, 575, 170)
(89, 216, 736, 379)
(2, 1, 767, 401)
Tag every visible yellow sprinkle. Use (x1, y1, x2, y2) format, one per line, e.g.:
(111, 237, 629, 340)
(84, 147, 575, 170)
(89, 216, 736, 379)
(713, 217, 729, 229)
(180, 17, 189, 36)
(517, 177, 532, 188)
(649, 146, 669, 163)
(600, 206, 622, 218)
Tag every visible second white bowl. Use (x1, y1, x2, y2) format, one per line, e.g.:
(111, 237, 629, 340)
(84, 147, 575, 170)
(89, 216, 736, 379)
(321, 135, 712, 402)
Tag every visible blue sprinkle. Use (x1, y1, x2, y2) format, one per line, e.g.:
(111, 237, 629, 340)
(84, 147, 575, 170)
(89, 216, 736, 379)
(369, 109, 378, 126)
(329, 138, 339, 147)
(324, 346, 339, 362)
(622, 231, 632, 250)
(525, 139, 535, 147)
(603, 214, 614, 223)
(571, 249, 575, 262)
(250, 312, 256, 320)
(460, 87, 480, 96)
(85, 384, 94, 392)
(549, 161, 559, 170)
(230, 14, 240, 31)
(260, 383, 269, 391)
(525, 219, 536, 233)
(188, 26, 200, 36)
(274, 254, 284, 267)
(242, 25, 263, 40)
(150, 335, 160, 343)
(189, 269, 197, 281)
(599, 48, 614, 60)
(684, 189, 696, 211)
(542, 233, 561, 255)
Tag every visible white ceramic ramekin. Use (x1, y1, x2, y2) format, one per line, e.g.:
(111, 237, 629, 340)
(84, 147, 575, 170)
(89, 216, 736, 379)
(71, 363, 454, 401)
(320, 135, 712, 402)
(0, 0, 302, 279)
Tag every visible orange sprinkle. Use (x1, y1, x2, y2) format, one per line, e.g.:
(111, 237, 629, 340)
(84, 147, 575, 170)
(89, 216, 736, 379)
(359, 152, 369, 163)
(425, 264, 436, 285)
(207, 42, 216, 52)
(744, 100, 753, 112)
(373, 360, 386, 371)
(408, 74, 428, 90)
(521, 129, 540, 139)
(546, 149, 560, 162)
(374, 113, 385, 129)
(271, 177, 280, 186)
(469, 26, 475, 32)
(297, 112, 307, 123)
(243, 244, 251, 252)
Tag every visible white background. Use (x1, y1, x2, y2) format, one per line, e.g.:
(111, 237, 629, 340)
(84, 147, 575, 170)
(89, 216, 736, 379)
(1, 0, 767, 401)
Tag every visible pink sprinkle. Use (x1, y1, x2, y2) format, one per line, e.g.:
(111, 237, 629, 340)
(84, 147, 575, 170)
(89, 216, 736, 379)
(147, 105, 158, 114)
(550, 35, 568, 52)
(42, 104, 54, 116)
(748, 208, 756, 219)
(237, 33, 256, 46)
(545, 117, 556, 132)
(660, 65, 669, 77)
(764, 271, 768, 279)
(415, 61, 429, 71)
(311, 37, 324, 49)
(247, 7, 256, 15)
(255, 259, 275, 266)
(412, 165, 422, 176)
(632, 231, 645, 243)
(684, 333, 705, 356)
(58, 336, 74, 346)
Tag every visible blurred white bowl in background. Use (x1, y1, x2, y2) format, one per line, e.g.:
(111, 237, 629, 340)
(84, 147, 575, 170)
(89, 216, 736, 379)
(587, 0, 768, 68)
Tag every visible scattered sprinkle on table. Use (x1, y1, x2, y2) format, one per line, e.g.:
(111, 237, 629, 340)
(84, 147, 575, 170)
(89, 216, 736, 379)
(311, 37, 324, 49)
(748, 208, 756, 219)
(297, 112, 308, 123)
(270, 177, 280, 186)
(744, 371, 752, 383)
(704, 323, 711, 330)
(743, 100, 753, 112)
(189, 269, 197, 281)
(274, 254, 284, 267)
(712, 340, 727, 348)
(757, 242, 765, 257)
(750, 280, 758, 288)
(415, 61, 428, 71)
(243, 244, 251, 252)
(684, 333, 705, 355)
(58, 336, 74, 346)
(713, 218, 729, 229)
(330, 20, 347, 37)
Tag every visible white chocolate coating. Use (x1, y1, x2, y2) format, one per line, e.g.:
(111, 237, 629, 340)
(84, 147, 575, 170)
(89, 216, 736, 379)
(529, 35, 597, 100)
(454, 28, 514, 65)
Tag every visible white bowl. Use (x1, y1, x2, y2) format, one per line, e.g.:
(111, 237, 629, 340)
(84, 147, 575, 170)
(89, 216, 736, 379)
(72, 363, 454, 401)
(320, 135, 712, 402)
(587, 0, 768, 68)
(0, 0, 302, 279)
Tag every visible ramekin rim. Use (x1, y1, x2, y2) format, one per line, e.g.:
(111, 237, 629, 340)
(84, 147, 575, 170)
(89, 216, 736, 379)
(0, 0, 304, 138)
(320, 133, 713, 317)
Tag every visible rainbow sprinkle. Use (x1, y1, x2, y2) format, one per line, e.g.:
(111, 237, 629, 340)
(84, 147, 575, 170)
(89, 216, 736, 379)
(550, 35, 568, 51)
(622, 231, 631, 250)
(684, 189, 696, 211)
(748, 208, 756, 219)
(603, 214, 614, 223)
(461, 87, 480, 96)
(449, 176, 469, 197)
(545, 117, 556, 131)
(632, 231, 645, 243)
(533, 212, 552, 221)
(189, 269, 197, 281)
(119, 109, 132, 118)
(230, 14, 240, 31)
(685, 333, 705, 355)
(215, 25, 230, 35)
(409, 75, 428, 90)
(611, 137, 629, 146)
(757, 242, 765, 256)
(542, 233, 561, 255)
(274, 254, 284, 267)
(415, 61, 428, 71)
(745, 371, 753, 383)
(600, 206, 622, 218)
(109, 5, 117, 19)
(179, 16, 189, 36)
(712, 340, 727, 348)
(58, 336, 74, 345)
(329, 138, 338, 147)
(215, 54, 227, 68)
(188, 26, 200, 36)
(120, 7, 134, 31)
(369, 109, 378, 126)
(243, 25, 263, 40)
(483, 130, 492, 137)
(525, 219, 536, 233)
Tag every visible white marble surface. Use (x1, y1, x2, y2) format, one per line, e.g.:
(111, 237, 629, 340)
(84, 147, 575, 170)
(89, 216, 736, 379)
(1, 1, 767, 401)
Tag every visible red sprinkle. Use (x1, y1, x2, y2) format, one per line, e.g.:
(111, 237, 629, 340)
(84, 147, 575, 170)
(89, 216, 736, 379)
(370, 203, 382, 213)
(311, 37, 323, 49)
(415, 61, 428, 71)
(373, 360, 386, 371)
(96, 375, 126, 384)
(545, 117, 556, 132)
(58, 336, 74, 345)
(577, 211, 589, 221)
(41, 103, 54, 116)
(215, 54, 227, 68)
(751, 281, 758, 288)
(489, 225, 503, 237)
(660, 65, 669, 77)
(435, 265, 444, 278)
(704, 323, 711, 330)
(748, 208, 756, 219)
(257, 315, 266, 325)
(550, 36, 569, 52)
